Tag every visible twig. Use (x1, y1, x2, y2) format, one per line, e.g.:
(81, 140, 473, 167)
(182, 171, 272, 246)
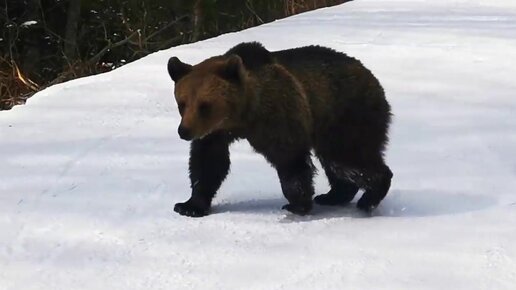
(245, 0, 264, 24)
(144, 15, 188, 42)
(88, 30, 141, 65)
(12, 61, 39, 91)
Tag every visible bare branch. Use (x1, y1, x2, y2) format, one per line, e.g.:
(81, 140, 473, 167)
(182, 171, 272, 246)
(145, 15, 188, 42)
(88, 30, 141, 65)
(245, 0, 264, 24)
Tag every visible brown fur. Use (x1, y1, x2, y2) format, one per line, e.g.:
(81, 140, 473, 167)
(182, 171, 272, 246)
(168, 42, 392, 217)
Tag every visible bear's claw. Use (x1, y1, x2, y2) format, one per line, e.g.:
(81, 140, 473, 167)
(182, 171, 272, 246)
(356, 196, 378, 212)
(314, 193, 354, 206)
(282, 203, 312, 215)
(174, 202, 209, 217)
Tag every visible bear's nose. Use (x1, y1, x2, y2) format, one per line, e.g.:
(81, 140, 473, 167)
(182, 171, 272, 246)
(178, 125, 192, 140)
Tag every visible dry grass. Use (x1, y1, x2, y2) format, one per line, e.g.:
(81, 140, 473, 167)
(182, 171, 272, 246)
(1, 0, 346, 111)
(0, 57, 107, 110)
(0, 57, 39, 110)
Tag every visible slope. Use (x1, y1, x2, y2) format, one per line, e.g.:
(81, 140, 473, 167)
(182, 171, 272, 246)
(1, 0, 516, 289)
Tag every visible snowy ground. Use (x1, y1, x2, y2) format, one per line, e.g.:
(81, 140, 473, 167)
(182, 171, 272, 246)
(1, 0, 516, 289)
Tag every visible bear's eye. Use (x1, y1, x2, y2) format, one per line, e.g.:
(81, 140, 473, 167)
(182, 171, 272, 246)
(198, 102, 211, 118)
(178, 102, 186, 115)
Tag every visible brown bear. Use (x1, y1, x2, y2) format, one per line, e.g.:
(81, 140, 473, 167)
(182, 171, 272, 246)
(167, 42, 392, 217)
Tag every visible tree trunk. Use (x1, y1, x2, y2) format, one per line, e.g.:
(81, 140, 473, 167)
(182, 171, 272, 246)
(191, 0, 204, 42)
(64, 0, 81, 61)
(21, 0, 42, 78)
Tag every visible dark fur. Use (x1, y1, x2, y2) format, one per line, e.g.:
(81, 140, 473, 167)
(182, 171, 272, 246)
(169, 42, 392, 217)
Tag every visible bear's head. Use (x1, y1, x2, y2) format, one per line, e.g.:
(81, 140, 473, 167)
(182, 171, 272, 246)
(167, 55, 247, 141)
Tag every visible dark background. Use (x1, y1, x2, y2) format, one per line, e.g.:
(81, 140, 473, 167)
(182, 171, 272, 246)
(0, 0, 348, 110)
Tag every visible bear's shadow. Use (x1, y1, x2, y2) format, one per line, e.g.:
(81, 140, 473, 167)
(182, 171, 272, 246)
(213, 189, 497, 222)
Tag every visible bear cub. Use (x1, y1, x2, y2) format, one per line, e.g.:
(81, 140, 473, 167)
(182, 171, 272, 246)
(168, 42, 392, 217)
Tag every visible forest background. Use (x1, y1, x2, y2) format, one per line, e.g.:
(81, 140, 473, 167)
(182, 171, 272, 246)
(0, 0, 347, 110)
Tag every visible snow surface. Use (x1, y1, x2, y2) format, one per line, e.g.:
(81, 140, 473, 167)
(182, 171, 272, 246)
(1, 0, 516, 289)
(20, 21, 38, 27)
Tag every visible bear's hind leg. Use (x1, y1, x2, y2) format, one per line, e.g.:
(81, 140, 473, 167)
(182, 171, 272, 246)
(314, 159, 359, 206)
(356, 164, 393, 212)
(275, 153, 315, 215)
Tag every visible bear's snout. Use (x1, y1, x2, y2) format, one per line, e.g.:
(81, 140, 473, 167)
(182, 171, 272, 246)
(178, 125, 193, 141)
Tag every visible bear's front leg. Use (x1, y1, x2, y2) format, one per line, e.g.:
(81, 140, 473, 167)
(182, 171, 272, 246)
(275, 153, 315, 215)
(174, 132, 232, 217)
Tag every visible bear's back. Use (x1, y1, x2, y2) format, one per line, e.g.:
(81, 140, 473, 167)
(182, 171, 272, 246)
(223, 42, 384, 120)
(224, 42, 273, 71)
(225, 42, 358, 71)
(273, 45, 357, 68)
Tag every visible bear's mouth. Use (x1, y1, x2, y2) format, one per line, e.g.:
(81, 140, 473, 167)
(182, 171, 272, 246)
(198, 118, 228, 140)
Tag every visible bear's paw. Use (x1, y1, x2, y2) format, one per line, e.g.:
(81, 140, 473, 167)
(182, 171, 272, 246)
(281, 203, 312, 216)
(174, 201, 209, 217)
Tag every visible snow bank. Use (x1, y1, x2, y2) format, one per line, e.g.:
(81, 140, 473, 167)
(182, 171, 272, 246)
(1, 0, 516, 289)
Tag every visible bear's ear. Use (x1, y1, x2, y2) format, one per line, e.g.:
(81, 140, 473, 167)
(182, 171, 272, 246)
(168, 57, 192, 82)
(219, 54, 246, 83)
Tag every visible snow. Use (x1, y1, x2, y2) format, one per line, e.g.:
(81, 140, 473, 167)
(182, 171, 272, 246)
(1, 0, 516, 289)
(20, 21, 38, 27)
